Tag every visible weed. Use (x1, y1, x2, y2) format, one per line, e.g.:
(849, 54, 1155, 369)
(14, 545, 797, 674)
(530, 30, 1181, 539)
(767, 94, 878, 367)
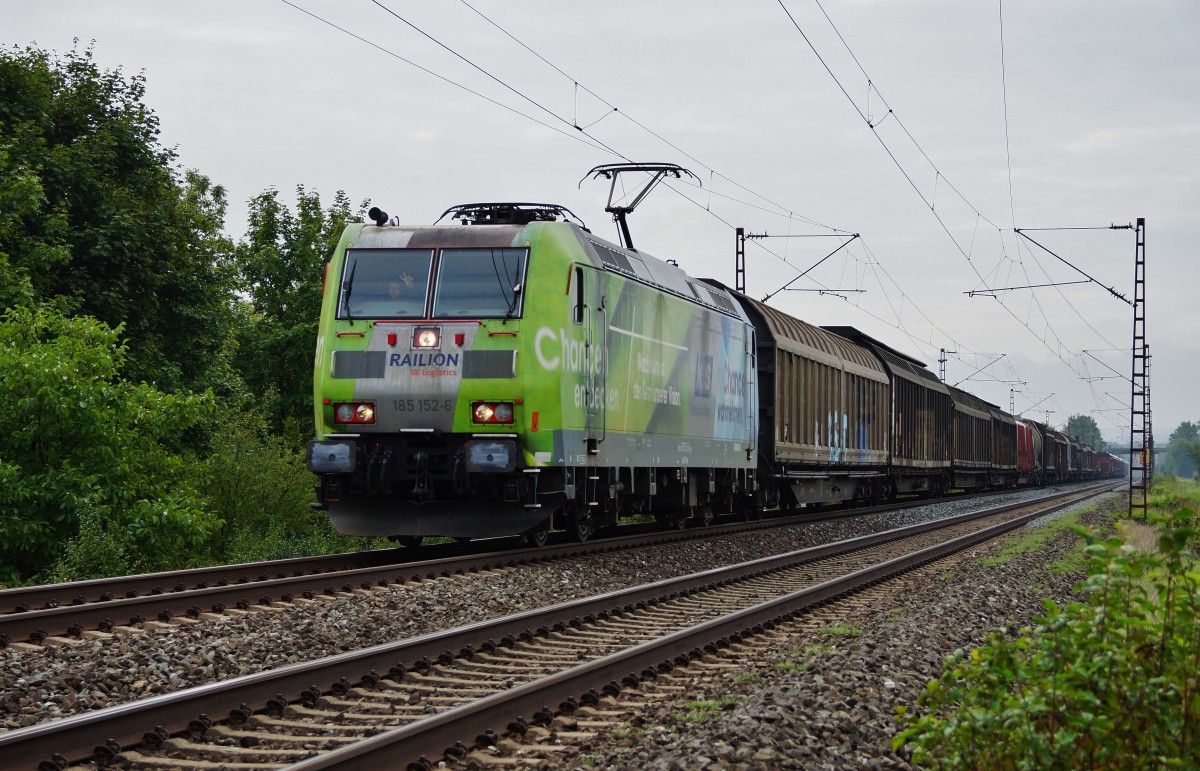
(896, 487, 1200, 768)
(676, 696, 740, 722)
(819, 623, 862, 637)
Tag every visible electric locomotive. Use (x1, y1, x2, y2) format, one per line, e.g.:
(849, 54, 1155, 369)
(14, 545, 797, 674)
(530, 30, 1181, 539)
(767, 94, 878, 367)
(307, 198, 759, 544)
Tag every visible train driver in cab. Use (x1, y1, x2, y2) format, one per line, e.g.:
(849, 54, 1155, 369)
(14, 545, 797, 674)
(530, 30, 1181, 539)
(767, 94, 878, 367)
(387, 272, 417, 313)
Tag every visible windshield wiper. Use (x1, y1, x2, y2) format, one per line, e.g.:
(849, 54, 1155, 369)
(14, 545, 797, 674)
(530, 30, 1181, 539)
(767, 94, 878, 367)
(342, 259, 358, 322)
(504, 281, 522, 322)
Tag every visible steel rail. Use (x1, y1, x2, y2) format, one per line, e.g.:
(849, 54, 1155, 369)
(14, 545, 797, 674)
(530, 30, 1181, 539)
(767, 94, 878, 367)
(0, 483, 1071, 646)
(0, 483, 1117, 770)
(293, 482, 1122, 770)
(0, 479, 1067, 616)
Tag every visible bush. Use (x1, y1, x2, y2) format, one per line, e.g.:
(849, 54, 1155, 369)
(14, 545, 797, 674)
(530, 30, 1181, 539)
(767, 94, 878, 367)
(0, 305, 219, 583)
(895, 500, 1200, 768)
(195, 406, 375, 564)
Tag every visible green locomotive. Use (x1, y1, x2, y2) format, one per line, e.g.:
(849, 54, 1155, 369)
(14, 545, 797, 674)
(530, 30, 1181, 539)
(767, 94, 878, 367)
(307, 198, 759, 544)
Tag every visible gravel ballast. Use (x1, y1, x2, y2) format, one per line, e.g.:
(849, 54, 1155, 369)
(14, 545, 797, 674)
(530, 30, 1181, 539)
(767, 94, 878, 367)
(541, 492, 1124, 770)
(0, 486, 1118, 756)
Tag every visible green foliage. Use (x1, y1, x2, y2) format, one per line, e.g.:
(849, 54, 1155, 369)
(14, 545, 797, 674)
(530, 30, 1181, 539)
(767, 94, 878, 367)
(1160, 426, 1200, 478)
(194, 405, 371, 563)
(896, 505, 1200, 768)
(0, 43, 237, 393)
(234, 186, 364, 431)
(1169, 422, 1199, 445)
(979, 504, 1089, 568)
(1063, 413, 1103, 449)
(676, 696, 741, 723)
(0, 44, 383, 584)
(1148, 478, 1200, 530)
(0, 304, 219, 583)
(819, 623, 863, 637)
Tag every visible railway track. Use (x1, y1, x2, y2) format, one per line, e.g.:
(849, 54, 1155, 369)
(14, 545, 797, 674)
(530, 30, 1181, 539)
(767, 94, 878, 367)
(1, 483, 1118, 770)
(0, 485, 1095, 649)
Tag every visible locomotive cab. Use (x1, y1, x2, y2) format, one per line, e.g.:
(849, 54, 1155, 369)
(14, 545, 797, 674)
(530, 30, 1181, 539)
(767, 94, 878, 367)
(308, 205, 565, 539)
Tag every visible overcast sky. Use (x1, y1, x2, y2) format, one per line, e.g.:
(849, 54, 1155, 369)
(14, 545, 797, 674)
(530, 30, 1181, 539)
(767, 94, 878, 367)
(7, 1, 1198, 444)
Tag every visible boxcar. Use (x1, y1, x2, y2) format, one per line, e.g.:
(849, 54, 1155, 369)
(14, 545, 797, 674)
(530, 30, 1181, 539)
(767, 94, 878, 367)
(947, 386, 994, 490)
(989, 406, 1018, 488)
(723, 291, 889, 507)
(1015, 418, 1044, 486)
(823, 327, 952, 497)
(1039, 423, 1070, 484)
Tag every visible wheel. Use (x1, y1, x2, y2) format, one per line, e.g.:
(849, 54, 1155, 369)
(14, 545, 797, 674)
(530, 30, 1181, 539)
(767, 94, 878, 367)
(568, 503, 595, 543)
(657, 509, 688, 530)
(742, 490, 764, 521)
(697, 505, 714, 528)
(393, 535, 423, 548)
(523, 522, 550, 548)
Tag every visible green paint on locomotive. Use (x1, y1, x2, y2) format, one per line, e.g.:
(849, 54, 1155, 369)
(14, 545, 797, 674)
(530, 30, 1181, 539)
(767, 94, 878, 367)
(313, 219, 756, 469)
(309, 213, 757, 537)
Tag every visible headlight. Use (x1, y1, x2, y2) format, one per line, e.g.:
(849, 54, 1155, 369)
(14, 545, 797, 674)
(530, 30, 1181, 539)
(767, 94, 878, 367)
(333, 402, 376, 424)
(413, 326, 440, 348)
(472, 401, 515, 424)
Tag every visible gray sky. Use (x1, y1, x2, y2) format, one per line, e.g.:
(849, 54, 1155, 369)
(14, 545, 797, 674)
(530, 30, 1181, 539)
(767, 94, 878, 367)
(7, 1, 1198, 443)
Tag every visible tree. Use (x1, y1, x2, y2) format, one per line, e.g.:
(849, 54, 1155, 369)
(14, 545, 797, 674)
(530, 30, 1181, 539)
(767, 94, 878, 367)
(0, 305, 219, 584)
(1064, 414, 1103, 449)
(233, 186, 361, 434)
(1168, 421, 1198, 445)
(1186, 444, 1200, 479)
(1160, 421, 1200, 478)
(0, 43, 236, 393)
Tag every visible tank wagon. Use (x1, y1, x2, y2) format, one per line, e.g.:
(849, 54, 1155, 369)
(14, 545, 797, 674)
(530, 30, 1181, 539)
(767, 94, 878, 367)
(307, 180, 1120, 544)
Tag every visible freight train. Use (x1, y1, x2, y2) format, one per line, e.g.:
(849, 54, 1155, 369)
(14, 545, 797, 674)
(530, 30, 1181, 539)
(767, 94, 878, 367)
(307, 176, 1124, 545)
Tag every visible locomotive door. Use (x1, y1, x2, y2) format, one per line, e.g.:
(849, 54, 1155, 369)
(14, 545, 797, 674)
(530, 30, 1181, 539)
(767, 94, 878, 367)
(743, 329, 756, 459)
(575, 265, 606, 457)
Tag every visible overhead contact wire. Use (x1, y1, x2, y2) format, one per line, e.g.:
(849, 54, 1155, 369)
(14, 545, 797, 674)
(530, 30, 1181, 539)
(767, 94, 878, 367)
(455, 0, 846, 232)
(278, 0, 613, 156)
(779, 0, 1105, 397)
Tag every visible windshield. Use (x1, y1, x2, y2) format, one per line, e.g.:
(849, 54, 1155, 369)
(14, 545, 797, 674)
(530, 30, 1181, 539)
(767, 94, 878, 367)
(338, 249, 434, 319)
(433, 248, 527, 319)
(337, 247, 529, 320)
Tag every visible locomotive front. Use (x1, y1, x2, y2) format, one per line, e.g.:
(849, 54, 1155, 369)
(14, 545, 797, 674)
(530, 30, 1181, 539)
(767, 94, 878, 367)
(307, 205, 575, 539)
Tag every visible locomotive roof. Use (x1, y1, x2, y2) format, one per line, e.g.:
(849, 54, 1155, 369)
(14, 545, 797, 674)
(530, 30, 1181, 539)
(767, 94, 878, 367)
(349, 223, 526, 249)
(578, 233, 745, 319)
(345, 219, 747, 320)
